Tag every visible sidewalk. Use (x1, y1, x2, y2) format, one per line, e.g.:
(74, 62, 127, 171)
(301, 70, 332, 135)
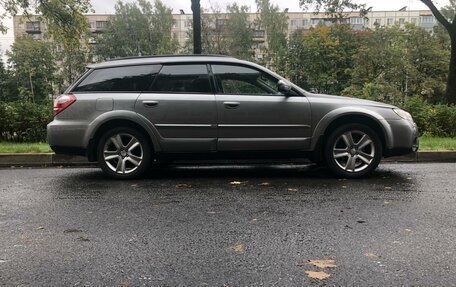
(0, 151, 455, 167)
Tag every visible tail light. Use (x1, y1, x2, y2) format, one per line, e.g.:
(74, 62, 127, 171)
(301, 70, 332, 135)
(53, 94, 76, 116)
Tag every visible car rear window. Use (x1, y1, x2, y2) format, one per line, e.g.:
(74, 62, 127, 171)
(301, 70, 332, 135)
(73, 65, 161, 92)
(149, 64, 211, 94)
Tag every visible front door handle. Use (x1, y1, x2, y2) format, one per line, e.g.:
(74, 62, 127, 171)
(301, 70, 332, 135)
(143, 101, 158, 107)
(223, 101, 240, 109)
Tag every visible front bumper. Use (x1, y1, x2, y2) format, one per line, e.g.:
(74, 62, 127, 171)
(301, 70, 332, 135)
(384, 119, 419, 157)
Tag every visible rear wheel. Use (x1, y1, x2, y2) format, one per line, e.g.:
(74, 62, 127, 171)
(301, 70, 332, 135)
(324, 124, 382, 178)
(97, 127, 152, 179)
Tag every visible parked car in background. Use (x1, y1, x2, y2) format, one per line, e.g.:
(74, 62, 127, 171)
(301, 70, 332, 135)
(47, 55, 419, 179)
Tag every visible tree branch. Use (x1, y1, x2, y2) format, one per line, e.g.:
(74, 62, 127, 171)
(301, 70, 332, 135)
(421, 0, 452, 31)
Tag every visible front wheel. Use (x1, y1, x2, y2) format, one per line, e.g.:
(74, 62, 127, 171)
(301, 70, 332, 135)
(324, 124, 382, 178)
(97, 127, 152, 179)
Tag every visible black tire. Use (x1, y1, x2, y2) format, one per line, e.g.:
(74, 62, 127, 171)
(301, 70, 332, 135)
(324, 123, 382, 178)
(97, 127, 152, 179)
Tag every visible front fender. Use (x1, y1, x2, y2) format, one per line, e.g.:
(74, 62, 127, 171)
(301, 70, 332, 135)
(311, 107, 394, 150)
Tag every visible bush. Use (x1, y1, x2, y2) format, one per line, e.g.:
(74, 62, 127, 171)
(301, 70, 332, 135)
(0, 101, 53, 142)
(402, 96, 456, 137)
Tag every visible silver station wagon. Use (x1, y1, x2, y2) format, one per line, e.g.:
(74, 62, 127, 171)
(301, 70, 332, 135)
(47, 55, 419, 179)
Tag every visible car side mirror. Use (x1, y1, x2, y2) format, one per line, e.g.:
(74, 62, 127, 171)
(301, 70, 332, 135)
(278, 80, 292, 96)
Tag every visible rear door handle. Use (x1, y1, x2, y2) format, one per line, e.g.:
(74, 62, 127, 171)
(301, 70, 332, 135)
(223, 101, 240, 109)
(143, 101, 158, 107)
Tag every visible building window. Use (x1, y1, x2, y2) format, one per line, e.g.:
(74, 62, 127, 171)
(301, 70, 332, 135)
(374, 18, 381, 25)
(290, 19, 297, 26)
(399, 18, 405, 25)
(26, 21, 41, 31)
(18, 23, 24, 29)
(411, 17, 417, 24)
(89, 22, 95, 29)
(387, 18, 393, 25)
(350, 17, 364, 25)
(95, 21, 108, 29)
(420, 15, 434, 23)
(302, 19, 309, 26)
(253, 30, 265, 38)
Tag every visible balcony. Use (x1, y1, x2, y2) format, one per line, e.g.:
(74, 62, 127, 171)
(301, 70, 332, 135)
(25, 22, 41, 34)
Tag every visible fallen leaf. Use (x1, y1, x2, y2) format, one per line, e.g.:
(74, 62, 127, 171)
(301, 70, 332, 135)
(207, 211, 217, 214)
(305, 270, 330, 280)
(383, 200, 391, 205)
(405, 228, 412, 232)
(365, 253, 379, 258)
(229, 244, 245, 253)
(306, 259, 337, 269)
(357, 220, 366, 224)
(175, 183, 191, 188)
(230, 181, 242, 185)
(384, 187, 392, 190)
(77, 237, 90, 242)
(63, 229, 82, 233)
(131, 184, 138, 187)
(287, 188, 298, 192)
(259, 182, 270, 186)
(0, 259, 7, 263)
(36, 226, 45, 230)
(341, 186, 347, 189)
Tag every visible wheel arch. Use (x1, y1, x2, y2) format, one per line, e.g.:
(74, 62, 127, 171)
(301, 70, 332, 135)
(311, 109, 393, 158)
(84, 111, 161, 162)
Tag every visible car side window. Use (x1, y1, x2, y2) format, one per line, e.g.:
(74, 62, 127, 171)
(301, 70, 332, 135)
(212, 64, 279, 95)
(73, 65, 161, 92)
(149, 64, 211, 93)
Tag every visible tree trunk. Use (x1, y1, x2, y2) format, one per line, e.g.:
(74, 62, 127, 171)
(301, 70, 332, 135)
(191, 0, 202, 54)
(447, 36, 456, 104)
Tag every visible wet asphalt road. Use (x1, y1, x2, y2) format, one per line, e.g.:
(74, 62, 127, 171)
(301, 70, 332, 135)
(0, 163, 455, 286)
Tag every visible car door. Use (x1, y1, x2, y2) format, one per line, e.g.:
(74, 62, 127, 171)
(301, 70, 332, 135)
(135, 64, 217, 152)
(211, 64, 311, 151)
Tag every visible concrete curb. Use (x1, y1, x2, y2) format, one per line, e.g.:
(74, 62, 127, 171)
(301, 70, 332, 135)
(0, 151, 455, 167)
(0, 153, 94, 167)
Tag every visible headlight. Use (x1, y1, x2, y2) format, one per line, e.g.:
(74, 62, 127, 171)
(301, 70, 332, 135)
(393, 108, 414, 122)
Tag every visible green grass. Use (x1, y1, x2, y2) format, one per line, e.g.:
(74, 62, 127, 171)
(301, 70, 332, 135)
(0, 136, 455, 153)
(0, 142, 52, 153)
(419, 136, 456, 151)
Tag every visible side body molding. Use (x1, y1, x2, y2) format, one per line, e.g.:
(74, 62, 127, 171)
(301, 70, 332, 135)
(311, 107, 394, 150)
(83, 110, 163, 152)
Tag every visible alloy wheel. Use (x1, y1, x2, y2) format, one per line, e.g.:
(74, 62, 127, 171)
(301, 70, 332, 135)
(332, 130, 375, 173)
(103, 133, 143, 174)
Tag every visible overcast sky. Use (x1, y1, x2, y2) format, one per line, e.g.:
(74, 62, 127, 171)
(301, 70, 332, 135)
(0, 0, 450, 62)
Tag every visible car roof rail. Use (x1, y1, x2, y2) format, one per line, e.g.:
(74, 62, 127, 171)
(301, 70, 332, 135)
(106, 54, 233, 62)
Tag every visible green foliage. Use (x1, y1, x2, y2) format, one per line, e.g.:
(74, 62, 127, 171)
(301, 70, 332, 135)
(287, 24, 359, 94)
(255, 0, 288, 70)
(402, 96, 456, 137)
(6, 37, 57, 102)
(225, 3, 254, 60)
(338, 24, 449, 104)
(0, 101, 53, 142)
(299, 0, 367, 20)
(94, 0, 178, 59)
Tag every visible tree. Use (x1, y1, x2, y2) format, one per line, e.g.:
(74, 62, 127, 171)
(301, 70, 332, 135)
(255, 0, 288, 70)
(287, 24, 359, 94)
(225, 3, 254, 60)
(184, 6, 228, 55)
(94, 0, 178, 60)
(343, 25, 449, 104)
(420, 0, 456, 104)
(299, 0, 367, 20)
(6, 37, 57, 102)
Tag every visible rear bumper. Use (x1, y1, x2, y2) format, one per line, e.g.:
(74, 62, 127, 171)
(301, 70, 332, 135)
(50, 145, 87, 156)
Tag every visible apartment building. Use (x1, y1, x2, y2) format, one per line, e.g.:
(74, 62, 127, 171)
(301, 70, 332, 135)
(13, 9, 437, 57)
